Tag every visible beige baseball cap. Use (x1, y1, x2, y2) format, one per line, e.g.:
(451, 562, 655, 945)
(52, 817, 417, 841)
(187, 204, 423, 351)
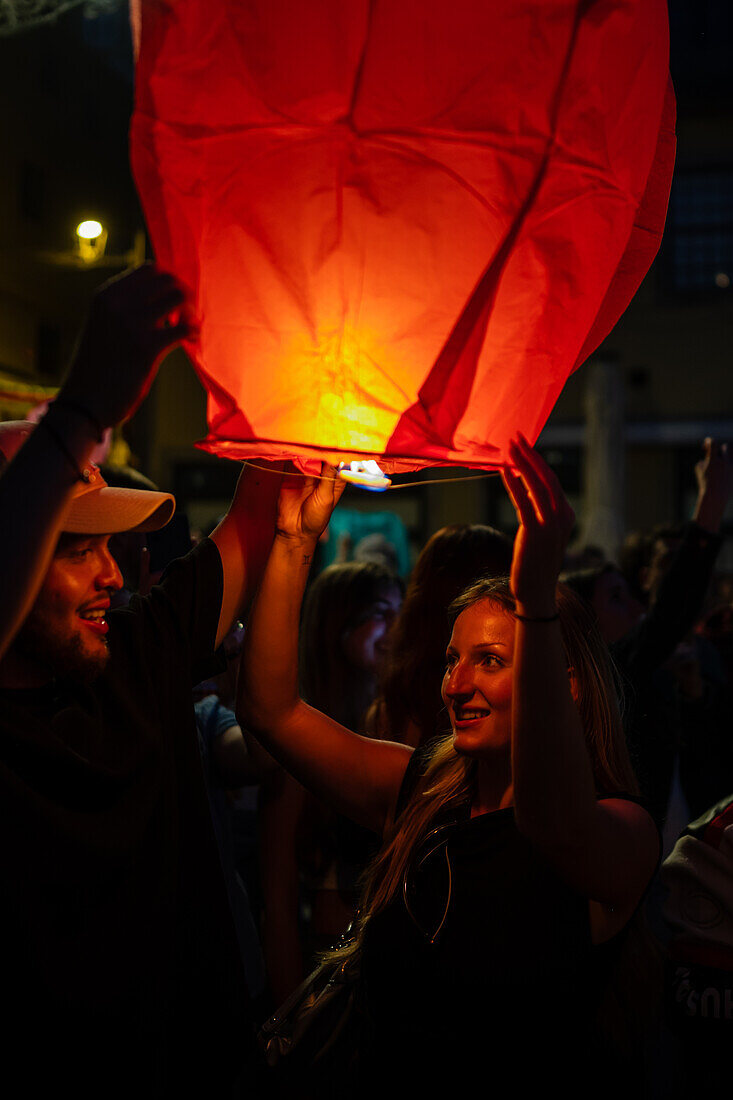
(0, 420, 175, 534)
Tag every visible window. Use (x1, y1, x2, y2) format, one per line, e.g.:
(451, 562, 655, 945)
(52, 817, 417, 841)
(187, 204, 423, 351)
(660, 169, 733, 297)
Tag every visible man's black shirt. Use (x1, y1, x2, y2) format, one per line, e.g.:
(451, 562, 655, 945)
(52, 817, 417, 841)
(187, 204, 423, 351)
(0, 539, 254, 1097)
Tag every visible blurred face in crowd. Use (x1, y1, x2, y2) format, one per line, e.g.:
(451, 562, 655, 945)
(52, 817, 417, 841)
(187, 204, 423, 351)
(590, 568, 644, 644)
(9, 533, 123, 685)
(342, 584, 402, 673)
(442, 599, 515, 760)
(644, 535, 682, 604)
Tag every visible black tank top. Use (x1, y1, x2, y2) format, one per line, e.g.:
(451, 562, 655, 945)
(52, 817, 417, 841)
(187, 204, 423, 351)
(355, 752, 638, 1095)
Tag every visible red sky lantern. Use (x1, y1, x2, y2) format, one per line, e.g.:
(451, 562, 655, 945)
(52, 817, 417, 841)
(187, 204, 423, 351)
(130, 0, 674, 475)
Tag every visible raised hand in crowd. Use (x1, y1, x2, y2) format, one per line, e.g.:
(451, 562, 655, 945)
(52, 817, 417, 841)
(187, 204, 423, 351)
(692, 437, 732, 535)
(502, 431, 576, 617)
(0, 264, 195, 663)
(498, 434, 658, 920)
(59, 262, 198, 430)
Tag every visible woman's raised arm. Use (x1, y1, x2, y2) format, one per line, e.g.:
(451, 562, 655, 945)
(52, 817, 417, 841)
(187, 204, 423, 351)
(237, 465, 411, 836)
(503, 435, 659, 919)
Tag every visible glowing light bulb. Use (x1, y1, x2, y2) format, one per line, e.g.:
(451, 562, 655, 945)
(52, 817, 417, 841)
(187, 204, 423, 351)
(75, 220, 108, 264)
(76, 220, 104, 240)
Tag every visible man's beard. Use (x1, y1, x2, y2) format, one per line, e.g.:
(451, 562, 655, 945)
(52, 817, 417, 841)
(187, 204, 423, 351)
(12, 609, 110, 684)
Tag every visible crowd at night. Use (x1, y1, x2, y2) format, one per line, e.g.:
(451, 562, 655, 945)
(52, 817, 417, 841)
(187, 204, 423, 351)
(0, 2, 732, 1098)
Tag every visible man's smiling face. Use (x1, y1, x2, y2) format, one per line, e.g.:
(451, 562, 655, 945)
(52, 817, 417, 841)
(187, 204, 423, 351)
(12, 533, 123, 683)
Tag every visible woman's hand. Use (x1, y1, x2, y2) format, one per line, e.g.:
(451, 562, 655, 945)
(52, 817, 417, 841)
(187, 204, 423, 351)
(275, 462, 346, 543)
(501, 433, 575, 614)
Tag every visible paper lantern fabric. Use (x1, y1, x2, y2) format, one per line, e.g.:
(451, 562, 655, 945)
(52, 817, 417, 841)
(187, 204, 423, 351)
(130, 0, 675, 474)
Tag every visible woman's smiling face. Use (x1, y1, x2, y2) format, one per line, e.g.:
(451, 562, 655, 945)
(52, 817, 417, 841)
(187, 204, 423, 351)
(441, 599, 515, 759)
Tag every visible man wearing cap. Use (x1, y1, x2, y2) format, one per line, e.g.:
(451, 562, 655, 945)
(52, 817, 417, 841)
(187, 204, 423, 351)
(0, 265, 280, 1097)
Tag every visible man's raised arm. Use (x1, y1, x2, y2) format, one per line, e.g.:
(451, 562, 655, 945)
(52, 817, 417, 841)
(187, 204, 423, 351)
(0, 264, 195, 662)
(209, 461, 285, 650)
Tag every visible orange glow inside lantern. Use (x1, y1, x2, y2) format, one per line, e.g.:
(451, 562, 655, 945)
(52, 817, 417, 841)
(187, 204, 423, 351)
(130, 0, 675, 475)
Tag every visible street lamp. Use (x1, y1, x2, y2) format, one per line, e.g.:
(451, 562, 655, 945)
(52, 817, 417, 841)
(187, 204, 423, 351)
(36, 222, 145, 269)
(76, 219, 107, 263)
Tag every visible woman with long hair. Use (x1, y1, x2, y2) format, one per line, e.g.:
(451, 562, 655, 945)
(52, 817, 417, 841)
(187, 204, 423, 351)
(239, 435, 660, 1095)
(367, 522, 512, 746)
(299, 561, 402, 732)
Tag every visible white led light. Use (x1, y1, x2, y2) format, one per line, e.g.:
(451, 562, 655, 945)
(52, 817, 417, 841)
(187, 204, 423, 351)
(76, 220, 104, 240)
(337, 460, 391, 492)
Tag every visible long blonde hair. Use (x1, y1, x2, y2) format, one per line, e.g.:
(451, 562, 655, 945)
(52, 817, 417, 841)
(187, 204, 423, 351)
(329, 577, 639, 963)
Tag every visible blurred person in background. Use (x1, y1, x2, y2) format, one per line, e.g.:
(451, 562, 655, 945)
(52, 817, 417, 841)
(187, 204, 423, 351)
(563, 439, 733, 847)
(258, 561, 402, 1004)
